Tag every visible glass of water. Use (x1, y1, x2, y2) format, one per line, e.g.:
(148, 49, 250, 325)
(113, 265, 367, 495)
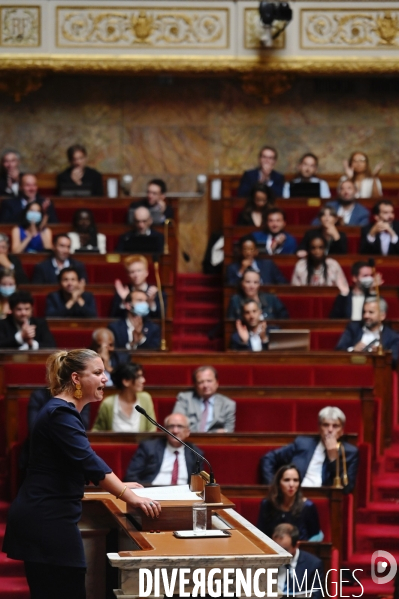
(193, 502, 207, 531)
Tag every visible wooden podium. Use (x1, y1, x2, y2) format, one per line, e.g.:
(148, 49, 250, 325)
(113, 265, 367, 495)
(83, 490, 291, 599)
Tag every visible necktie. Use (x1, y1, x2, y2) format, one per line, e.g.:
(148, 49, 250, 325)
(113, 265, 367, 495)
(199, 399, 209, 432)
(171, 451, 179, 485)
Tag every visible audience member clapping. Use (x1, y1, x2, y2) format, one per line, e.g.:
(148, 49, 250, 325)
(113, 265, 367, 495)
(312, 180, 370, 227)
(330, 261, 382, 320)
(92, 362, 156, 432)
(231, 299, 270, 352)
(297, 206, 347, 258)
(116, 206, 164, 254)
(0, 233, 28, 283)
(0, 269, 16, 319)
(90, 328, 129, 386)
(108, 289, 160, 350)
(360, 199, 399, 255)
(257, 464, 323, 541)
(0, 174, 58, 224)
(237, 145, 284, 198)
(342, 151, 383, 198)
(236, 183, 274, 226)
(253, 208, 297, 255)
(31, 233, 87, 283)
(11, 203, 52, 254)
(226, 234, 286, 285)
(57, 144, 103, 196)
(0, 291, 55, 349)
(291, 235, 349, 294)
(67, 209, 106, 254)
(45, 267, 97, 318)
(283, 153, 331, 199)
(0, 149, 21, 197)
(128, 179, 173, 225)
(227, 267, 289, 320)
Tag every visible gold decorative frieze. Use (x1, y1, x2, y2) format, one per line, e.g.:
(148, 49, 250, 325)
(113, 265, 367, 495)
(244, 8, 285, 49)
(301, 9, 399, 49)
(56, 6, 228, 49)
(0, 6, 40, 47)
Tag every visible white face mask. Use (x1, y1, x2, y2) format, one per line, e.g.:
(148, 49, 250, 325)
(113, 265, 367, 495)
(359, 276, 374, 289)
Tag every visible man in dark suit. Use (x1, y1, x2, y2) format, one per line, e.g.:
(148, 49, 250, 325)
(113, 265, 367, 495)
(237, 146, 284, 198)
(128, 179, 174, 225)
(273, 524, 324, 599)
(45, 267, 97, 318)
(31, 234, 87, 283)
(226, 234, 287, 285)
(360, 200, 399, 255)
(261, 406, 358, 494)
(108, 289, 160, 350)
(231, 299, 270, 352)
(253, 208, 297, 255)
(0, 174, 58, 224)
(116, 206, 164, 254)
(336, 296, 399, 367)
(125, 413, 204, 485)
(57, 144, 103, 196)
(312, 180, 370, 227)
(0, 291, 55, 349)
(330, 261, 379, 320)
(0, 149, 21, 197)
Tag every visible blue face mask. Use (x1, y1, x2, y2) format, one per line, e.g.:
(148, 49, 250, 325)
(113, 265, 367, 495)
(26, 211, 42, 224)
(131, 302, 150, 317)
(0, 285, 16, 297)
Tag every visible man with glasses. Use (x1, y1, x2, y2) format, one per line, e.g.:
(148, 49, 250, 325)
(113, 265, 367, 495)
(237, 145, 284, 198)
(124, 413, 204, 485)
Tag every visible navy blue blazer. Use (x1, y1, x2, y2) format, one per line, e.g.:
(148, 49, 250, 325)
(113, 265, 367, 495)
(312, 201, 370, 227)
(260, 435, 359, 494)
(253, 230, 297, 254)
(0, 195, 58, 224)
(31, 257, 87, 284)
(336, 322, 399, 367)
(0, 315, 55, 349)
(237, 168, 284, 198)
(230, 330, 269, 351)
(28, 388, 90, 433)
(45, 290, 97, 318)
(286, 550, 324, 599)
(124, 437, 204, 484)
(360, 221, 399, 255)
(108, 317, 161, 350)
(225, 259, 287, 285)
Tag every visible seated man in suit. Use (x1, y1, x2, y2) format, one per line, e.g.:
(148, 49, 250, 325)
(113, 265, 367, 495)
(45, 267, 97, 318)
(226, 234, 287, 285)
(0, 290, 55, 350)
(237, 145, 284, 198)
(108, 289, 160, 351)
(360, 199, 399, 255)
(0, 173, 58, 224)
(31, 234, 87, 283)
(261, 406, 358, 494)
(336, 296, 399, 367)
(125, 412, 204, 485)
(330, 260, 381, 320)
(272, 524, 324, 599)
(90, 328, 129, 386)
(312, 180, 370, 227)
(128, 179, 174, 225)
(116, 207, 164, 254)
(0, 149, 21, 197)
(283, 153, 331, 199)
(231, 299, 270, 351)
(57, 144, 103, 196)
(253, 208, 297, 255)
(173, 366, 236, 432)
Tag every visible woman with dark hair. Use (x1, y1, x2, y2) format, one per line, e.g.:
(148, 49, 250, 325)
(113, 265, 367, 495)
(341, 151, 383, 198)
(11, 202, 52, 253)
(3, 349, 160, 599)
(291, 235, 349, 294)
(92, 362, 156, 432)
(227, 267, 289, 320)
(297, 206, 348, 257)
(257, 464, 323, 541)
(67, 209, 106, 254)
(237, 183, 274, 227)
(57, 144, 103, 196)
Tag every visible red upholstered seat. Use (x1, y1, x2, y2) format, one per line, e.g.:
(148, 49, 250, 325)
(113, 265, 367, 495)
(91, 443, 138, 480)
(196, 445, 271, 484)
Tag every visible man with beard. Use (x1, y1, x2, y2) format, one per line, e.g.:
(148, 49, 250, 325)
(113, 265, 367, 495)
(312, 180, 370, 226)
(231, 299, 270, 351)
(329, 261, 382, 320)
(283, 153, 331, 199)
(360, 199, 399, 255)
(335, 296, 399, 367)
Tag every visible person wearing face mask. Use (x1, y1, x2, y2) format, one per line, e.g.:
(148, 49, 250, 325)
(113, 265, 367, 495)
(0, 269, 17, 319)
(227, 267, 289, 320)
(10, 202, 52, 254)
(297, 206, 348, 258)
(329, 261, 382, 320)
(236, 183, 274, 226)
(226, 234, 287, 285)
(360, 199, 399, 256)
(45, 267, 97, 318)
(108, 289, 161, 350)
(283, 153, 331, 199)
(312, 180, 370, 227)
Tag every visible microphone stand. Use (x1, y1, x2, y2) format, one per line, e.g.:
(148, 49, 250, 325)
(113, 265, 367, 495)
(135, 406, 221, 503)
(153, 255, 167, 351)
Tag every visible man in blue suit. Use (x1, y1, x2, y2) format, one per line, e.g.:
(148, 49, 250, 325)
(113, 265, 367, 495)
(261, 406, 358, 494)
(336, 296, 399, 368)
(272, 524, 324, 599)
(0, 174, 58, 224)
(226, 234, 287, 285)
(31, 234, 87, 283)
(253, 208, 297, 255)
(237, 146, 284, 198)
(312, 180, 369, 227)
(108, 289, 160, 350)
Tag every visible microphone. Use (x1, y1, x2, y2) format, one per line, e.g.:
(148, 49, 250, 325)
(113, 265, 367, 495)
(135, 405, 215, 483)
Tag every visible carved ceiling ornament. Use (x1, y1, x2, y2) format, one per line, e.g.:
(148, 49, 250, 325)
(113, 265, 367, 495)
(1, 6, 40, 47)
(244, 8, 285, 49)
(302, 9, 399, 49)
(241, 73, 293, 105)
(57, 7, 227, 48)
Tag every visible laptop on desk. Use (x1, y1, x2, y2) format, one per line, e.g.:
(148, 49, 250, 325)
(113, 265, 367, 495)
(289, 182, 321, 198)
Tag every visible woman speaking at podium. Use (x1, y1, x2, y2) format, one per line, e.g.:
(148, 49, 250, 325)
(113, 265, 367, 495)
(3, 349, 161, 599)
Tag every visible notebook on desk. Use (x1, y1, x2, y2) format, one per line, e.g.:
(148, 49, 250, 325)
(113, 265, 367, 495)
(268, 329, 310, 351)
